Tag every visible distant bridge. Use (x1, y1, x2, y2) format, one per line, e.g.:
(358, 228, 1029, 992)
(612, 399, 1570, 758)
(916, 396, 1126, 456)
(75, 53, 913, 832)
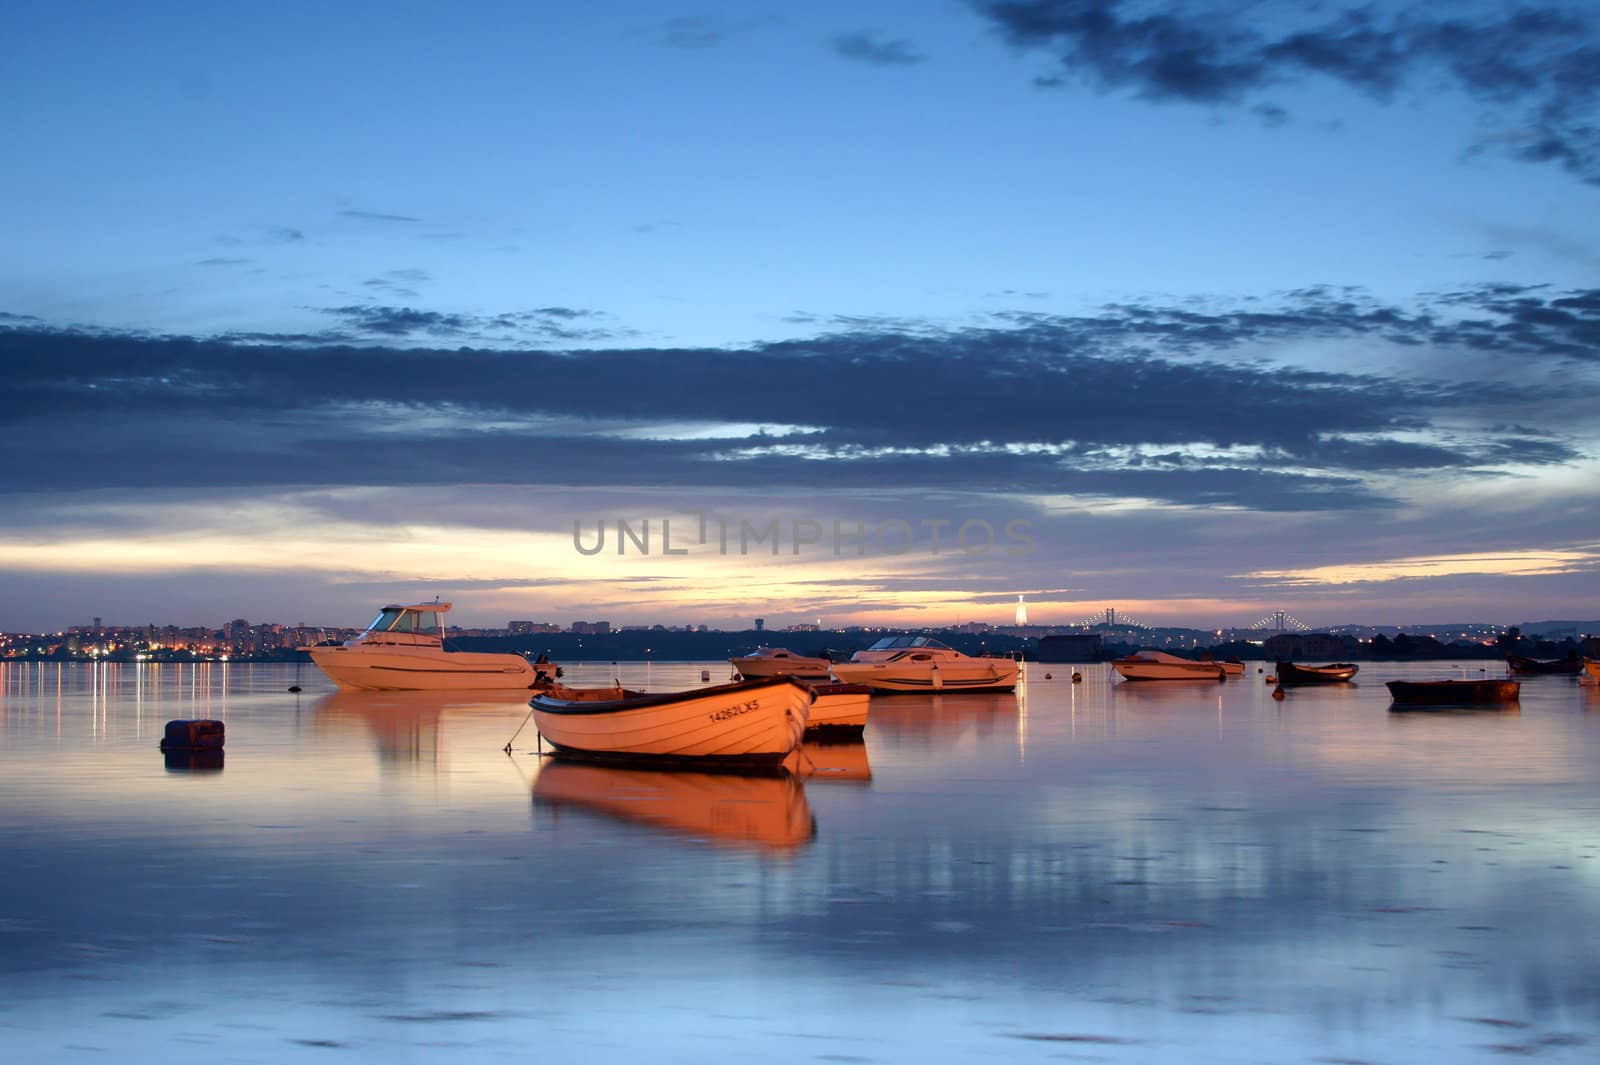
(1078, 607, 1149, 630)
(1249, 610, 1310, 633)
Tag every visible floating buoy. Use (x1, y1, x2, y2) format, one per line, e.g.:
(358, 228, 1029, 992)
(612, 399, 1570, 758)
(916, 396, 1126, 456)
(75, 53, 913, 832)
(1044, 672, 1052, 680)
(1265, 676, 1277, 684)
(1257, 667, 1264, 674)
(164, 748, 224, 772)
(701, 669, 711, 682)
(1272, 687, 1286, 700)
(1072, 672, 1083, 683)
(160, 719, 225, 751)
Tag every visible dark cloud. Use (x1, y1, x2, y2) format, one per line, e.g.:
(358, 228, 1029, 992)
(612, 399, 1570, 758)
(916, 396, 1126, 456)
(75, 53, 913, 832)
(832, 31, 926, 67)
(361, 268, 435, 300)
(338, 209, 421, 223)
(320, 305, 474, 338)
(1252, 102, 1290, 128)
(2, 284, 1594, 511)
(314, 304, 624, 343)
(658, 15, 725, 49)
(1427, 283, 1600, 358)
(1475, 223, 1600, 269)
(216, 226, 304, 246)
(976, 1, 1600, 184)
(653, 14, 779, 50)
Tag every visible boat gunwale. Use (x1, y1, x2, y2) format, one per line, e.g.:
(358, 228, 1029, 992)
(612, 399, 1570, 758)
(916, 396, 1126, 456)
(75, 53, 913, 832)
(530, 675, 811, 716)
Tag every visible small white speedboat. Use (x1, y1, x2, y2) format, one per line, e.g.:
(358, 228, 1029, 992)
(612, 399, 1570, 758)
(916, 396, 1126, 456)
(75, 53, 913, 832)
(1112, 651, 1228, 682)
(305, 602, 559, 692)
(805, 682, 871, 732)
(830, 636, 1018, 693)
(529, 676, 812, 764)
(730, 647, 833, 680)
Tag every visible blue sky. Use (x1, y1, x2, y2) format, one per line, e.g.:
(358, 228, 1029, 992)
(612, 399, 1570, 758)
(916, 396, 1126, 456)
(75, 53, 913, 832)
(2, 1, 1598, 631)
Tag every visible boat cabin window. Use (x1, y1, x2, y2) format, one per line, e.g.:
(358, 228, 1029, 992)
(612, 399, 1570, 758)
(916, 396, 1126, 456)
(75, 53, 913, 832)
(367, 609, 407, 632)
(366, 609, 442, 634)
(866, 636, 954, 651)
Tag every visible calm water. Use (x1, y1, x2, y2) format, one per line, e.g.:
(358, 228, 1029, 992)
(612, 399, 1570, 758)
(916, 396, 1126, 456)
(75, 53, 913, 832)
(2, 660, 1598, 1063)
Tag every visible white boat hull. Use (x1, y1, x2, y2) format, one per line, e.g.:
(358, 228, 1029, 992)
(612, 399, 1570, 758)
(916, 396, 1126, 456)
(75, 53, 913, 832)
(308, 646, 551, 692)
(731, 654, 833, 680)
(831, 658, 1018, 693)
(1113, 660, 1226, 681)
(531, 677, 811, 763)
(806, 684, 871, 730)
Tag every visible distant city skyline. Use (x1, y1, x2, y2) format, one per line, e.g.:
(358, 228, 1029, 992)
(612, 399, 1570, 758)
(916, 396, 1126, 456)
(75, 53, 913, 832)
(8, 606, 1596, 639)
(2, 2, 1597, 629)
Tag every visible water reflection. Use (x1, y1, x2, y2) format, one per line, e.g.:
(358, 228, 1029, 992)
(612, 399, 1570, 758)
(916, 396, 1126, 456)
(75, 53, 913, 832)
(532, 758, 815, 852)
(163, 747, 224, 773)
(2, 660, 1599, 1062)
(792, 737, 872, 784)
(865, 692, 1019, 746)
(311, 689, 527, 769)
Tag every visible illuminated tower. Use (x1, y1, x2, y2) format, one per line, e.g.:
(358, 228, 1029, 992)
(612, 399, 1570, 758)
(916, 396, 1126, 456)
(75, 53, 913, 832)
(1015, 595, 1027, 626)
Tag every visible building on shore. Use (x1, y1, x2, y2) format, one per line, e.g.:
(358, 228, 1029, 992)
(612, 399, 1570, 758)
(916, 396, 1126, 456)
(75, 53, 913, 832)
(1035, 633, 1104, 662)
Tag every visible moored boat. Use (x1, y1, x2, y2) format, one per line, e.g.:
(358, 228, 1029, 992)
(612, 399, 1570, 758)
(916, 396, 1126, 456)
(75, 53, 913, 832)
(532, 760, 814, 851)
(1275, 660, 1360, 685)
(1386, 679, 1520, 708)
(1506, 655, 1583, 676)
(805, 682, 872, 732)
(1585, 658, 1600, 682)
(1113, 651, 1226, 682)
(529, 675, 811, 764)
(305, 602, 559, 692)
(730, 647, 833, 680)
(830, 636, 1018, 693)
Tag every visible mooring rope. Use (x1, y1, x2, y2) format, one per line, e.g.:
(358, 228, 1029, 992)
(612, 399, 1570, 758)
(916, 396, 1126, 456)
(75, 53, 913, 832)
(503, 703, 539, 754)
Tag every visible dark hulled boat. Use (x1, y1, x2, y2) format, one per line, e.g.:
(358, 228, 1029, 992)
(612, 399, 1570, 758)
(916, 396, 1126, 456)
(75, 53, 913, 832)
(1506, 655, 1583, 676)
(1275, 660, 1359, 685)
(1386, 679, 1520, 708)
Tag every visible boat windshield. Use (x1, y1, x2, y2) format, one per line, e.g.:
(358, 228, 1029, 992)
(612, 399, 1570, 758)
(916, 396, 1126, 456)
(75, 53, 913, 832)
(365, 609, 442, 635)
(866, 636, 953, 651)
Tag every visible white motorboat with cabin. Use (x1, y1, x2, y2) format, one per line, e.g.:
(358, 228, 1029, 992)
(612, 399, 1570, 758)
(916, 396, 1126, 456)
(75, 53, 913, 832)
(1112, 651, 1228, 682)
(304, 602, 559, 692)
(730, 647, 833, 680)
(830, 636, 1018, 693)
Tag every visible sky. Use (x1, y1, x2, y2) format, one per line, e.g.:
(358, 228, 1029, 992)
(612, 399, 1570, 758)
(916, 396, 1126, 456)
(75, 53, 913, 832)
(2, 0, 1598, 632)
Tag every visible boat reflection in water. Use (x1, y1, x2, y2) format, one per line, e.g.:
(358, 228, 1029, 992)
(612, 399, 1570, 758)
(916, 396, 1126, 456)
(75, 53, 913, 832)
(862, 692, 1018, 746)
(313, 689, 529, 768)
(532, 759, 815, 852)
(789, 738, 872, 785)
